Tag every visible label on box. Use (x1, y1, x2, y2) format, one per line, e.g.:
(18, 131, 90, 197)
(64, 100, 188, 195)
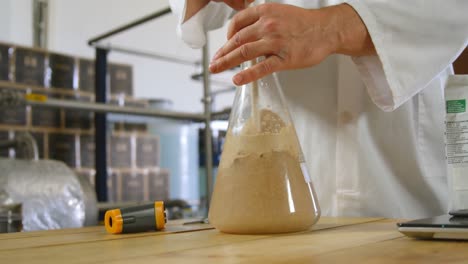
(0, 87, 26, 126)
(109, 64, 133, 96)
(15, 48, 46, 86)
(26, 93, 48, 102)
(447, 99, 466, 114)
(49, 53, 76, 89)
(136, 136, 159, 168)
(120, 172, 144, 202)
(109, 135, 132, 168)
(78, 59, 95, 93)
(148, 169, 170, 201)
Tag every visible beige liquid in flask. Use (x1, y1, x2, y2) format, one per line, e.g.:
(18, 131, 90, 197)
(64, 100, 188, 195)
(208, 59, 320, 234)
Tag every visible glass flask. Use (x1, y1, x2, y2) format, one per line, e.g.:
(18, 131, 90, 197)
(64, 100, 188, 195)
(208, 57, 321, 234)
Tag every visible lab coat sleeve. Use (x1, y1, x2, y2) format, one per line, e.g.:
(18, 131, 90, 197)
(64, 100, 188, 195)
(346, 0, 468, 112)
(168, 0, 232, 49)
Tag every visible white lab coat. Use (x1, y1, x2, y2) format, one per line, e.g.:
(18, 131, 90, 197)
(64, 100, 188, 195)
(169, 0, 468, 218)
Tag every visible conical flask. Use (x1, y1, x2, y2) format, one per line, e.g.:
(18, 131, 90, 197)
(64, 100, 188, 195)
(208, 57, 321, 234)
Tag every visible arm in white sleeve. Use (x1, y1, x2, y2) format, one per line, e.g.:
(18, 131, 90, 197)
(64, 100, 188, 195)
(347, 0, 468, 111)
(169, 0, 232, 49)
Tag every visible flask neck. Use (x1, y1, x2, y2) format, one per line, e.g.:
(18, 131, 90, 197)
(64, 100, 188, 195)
(241, 57, 264, 71)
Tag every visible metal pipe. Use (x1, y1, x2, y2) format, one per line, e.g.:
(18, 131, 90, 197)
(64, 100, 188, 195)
(33, 0, 49, 49)
(92, 44, 198, 66)
(202, 36, 214, 216)
(95, 48, 108, 202)
(25, 98, 206, 122)
(191, 73, 236, 90)
(211, 108, 231, 120)
(88, 7, 171, 45)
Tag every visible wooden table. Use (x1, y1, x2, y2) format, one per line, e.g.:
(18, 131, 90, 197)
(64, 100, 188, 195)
(0, 217, 467, 263)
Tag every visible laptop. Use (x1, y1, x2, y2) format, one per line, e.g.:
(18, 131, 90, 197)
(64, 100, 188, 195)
(397, 210, 468, 240)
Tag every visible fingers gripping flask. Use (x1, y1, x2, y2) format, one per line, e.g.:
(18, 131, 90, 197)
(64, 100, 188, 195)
(208, 56, 321, 233)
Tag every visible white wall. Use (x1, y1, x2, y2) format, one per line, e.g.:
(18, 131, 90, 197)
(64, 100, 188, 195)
(0, 0, 11, 40)
(47, 0, 235, 113)
(0, 0, 33, 46)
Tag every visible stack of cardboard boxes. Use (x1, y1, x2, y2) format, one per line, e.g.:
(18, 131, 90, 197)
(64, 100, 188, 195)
(0, 42, 170, 203)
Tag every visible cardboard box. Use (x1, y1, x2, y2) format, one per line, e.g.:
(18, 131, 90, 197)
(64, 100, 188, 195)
(48, 53, 76, 89)
(0, 43, 10, 81)
(0, 87, 26, 126)
(14, 47, 46, 86)
(109, 170, 147, 202)
(119, 171, 145, 202)
(48, 133, 77, 168)
(0, 130, 12, 158)
(109, 134, 132, 168)
(80, 134, 95, 168)
(64, 94, 93, 130)
(109, 134, 133, 168)
(148, 168, 170, 201)
(136, 135, 159, 168)
(109, 63, 133, 96)
(30, 92, 61, 128)
(78, 59, 95, 93)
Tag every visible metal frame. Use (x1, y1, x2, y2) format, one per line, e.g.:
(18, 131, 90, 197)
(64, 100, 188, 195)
(88, 7, 171, 46)
(91, 44, 198, 66)
(87, 6, 217, 211)
(94, 48, 108, 202)
(33, 0, 49, 48)
(23, 97, 233, 122)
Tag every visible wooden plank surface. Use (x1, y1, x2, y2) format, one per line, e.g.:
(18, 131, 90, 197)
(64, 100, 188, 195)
(4, 217, 466, 264)
(0, 217, 381, 263)
(304, 236, 468, 264)
(106, 219, 402, 264)
(0, 219, 212, 251)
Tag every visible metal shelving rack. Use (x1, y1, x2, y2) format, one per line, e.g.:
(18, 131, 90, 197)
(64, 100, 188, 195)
(85, 7, 217, 211)
(0, 6, 229, 215)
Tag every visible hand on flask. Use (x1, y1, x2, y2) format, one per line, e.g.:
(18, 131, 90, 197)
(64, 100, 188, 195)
(209, 3, 375, 85)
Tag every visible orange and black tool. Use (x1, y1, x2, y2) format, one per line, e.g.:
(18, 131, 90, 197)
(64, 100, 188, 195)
(105, 201, 167, 234)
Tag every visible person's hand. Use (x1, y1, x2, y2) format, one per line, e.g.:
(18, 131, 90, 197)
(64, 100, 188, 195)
(212, 0, 255, 10)
(209, 3, 375, 85)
